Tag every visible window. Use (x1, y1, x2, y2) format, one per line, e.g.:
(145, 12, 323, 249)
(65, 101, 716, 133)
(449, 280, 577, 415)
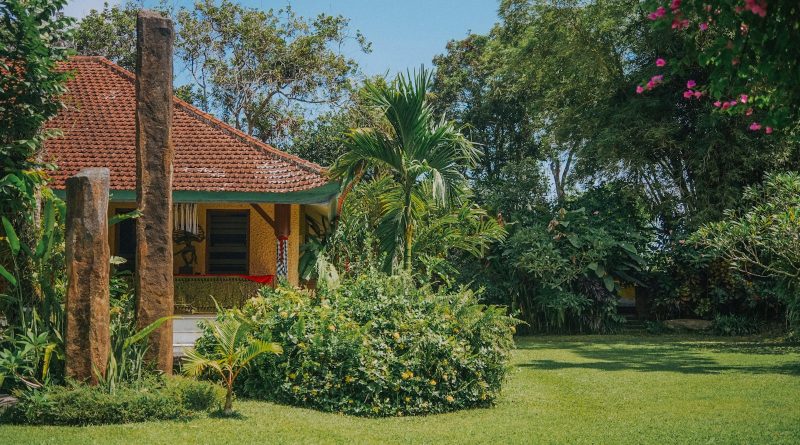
(115, 208, 136, 272)
(207, 210, 249, 274)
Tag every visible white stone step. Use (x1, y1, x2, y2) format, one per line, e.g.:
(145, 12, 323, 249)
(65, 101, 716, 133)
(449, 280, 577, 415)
(172, 315, 214, 357)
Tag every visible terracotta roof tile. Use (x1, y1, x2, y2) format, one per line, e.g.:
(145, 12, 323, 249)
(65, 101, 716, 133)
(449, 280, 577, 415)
(44, 56, 330, 194)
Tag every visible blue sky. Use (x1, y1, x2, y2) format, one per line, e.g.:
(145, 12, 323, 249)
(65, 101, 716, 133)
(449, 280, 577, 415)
(64, 0, 500, 77)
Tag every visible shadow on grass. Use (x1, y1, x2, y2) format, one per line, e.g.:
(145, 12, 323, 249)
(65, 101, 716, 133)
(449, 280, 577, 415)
(208, 410, 248, 420)
(515, 338, 800, 375)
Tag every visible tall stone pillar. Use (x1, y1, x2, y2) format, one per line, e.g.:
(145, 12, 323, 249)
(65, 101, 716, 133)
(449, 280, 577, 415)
(65, 168, 111, 384)
(135, 10, 175, 373)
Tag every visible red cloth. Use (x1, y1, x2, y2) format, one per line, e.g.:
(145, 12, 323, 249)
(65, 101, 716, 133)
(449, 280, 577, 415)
(237, 274, 275, 285)
(174, 273, 275, 285)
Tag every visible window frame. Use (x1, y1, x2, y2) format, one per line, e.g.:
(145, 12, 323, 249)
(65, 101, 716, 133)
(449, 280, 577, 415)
(205, 209, 251, 275)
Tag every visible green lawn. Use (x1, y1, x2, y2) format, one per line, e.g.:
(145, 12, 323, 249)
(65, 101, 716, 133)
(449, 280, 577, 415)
(3, 335, 799, 444)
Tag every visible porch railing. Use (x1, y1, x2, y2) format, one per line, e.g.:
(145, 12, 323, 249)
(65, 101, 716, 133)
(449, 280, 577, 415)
(173, 275, 273, 314)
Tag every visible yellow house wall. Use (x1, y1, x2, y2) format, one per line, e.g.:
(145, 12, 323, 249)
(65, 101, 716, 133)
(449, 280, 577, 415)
(107, 201, 303, 286)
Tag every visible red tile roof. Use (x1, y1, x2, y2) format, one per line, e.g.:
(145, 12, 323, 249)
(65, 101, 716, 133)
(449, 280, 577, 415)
(45, 56, 330, 195)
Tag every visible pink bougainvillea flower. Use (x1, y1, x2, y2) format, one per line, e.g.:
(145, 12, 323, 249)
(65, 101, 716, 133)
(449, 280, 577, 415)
(746, 107, 753, 116)
(656, 58, 666, 67)
(693, 91, 703, 99)
(683, 90, 693, 99)
(740, 94, 748, 103)
(686, 80, 697, 88)
(765, 127, 773, 134)
(670, 0, 681, 11)
(636, 85, 644, 94)
(740, 23, 749, 34)
(721, 102, 731, 110)
(744, 0, 767, 17)
(713, 101, 722, 107)
(648, 6, 667, 20)
(749, 122, 762, 131)
(728, 100, 738, 107)
(699, 22, 709, 31)
(652, 74, 664, 82)
(646, 80, 655, 90)
(672, 18, 690, 29)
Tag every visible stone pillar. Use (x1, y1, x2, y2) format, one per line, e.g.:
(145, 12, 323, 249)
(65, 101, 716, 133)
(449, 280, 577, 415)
(135, 10, 175, 373)
(275, 204, 290, 279)
(65, 168, 111, 384)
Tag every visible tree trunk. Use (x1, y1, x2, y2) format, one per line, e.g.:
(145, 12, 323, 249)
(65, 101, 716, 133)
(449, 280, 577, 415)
(224, 385, 234, 415)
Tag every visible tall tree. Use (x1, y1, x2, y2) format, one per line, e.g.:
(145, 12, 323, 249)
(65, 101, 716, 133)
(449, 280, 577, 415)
(432, 34, 539, 184)
(331, 68, 480, 272)
(71, 1, 139, 71)
(0, 0, 72, 321)
(176, 0, 370, 146)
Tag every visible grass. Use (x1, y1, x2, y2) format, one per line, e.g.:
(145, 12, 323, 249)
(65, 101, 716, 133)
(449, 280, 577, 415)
(2, 335, 799, 444)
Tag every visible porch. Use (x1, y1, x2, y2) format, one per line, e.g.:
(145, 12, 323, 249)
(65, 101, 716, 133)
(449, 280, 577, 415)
(108, 199, 333, 314)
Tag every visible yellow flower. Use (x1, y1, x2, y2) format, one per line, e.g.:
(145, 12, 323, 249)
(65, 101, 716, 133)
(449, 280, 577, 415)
(401, 370, 414, 380)
(345, 375, 355, 383)
(328, 324, 336, 332)
(510, 326, 516, 334)
(392, 332, 400, 340)
(445, 395, 455, 403)
(429, 379, 437, 386)
(279, 311, 289, 318)
(442, 373, 448, 380)
(288, 372, 297, 380)
(404, 396, 411, 403)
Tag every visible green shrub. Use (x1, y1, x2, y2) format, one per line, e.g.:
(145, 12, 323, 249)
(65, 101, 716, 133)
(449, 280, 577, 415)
(2, 376, 223, 425)
(197, 272, 518, 417)
(644, 320, 671, 335)
(164, 376, 226, 412)
(712, 315, 761, 336)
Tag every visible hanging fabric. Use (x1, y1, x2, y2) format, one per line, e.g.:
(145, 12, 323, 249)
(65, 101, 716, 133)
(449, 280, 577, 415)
(174, 203, 198, 234)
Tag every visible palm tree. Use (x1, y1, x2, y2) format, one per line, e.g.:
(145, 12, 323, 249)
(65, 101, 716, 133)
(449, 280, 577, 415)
(331, 67, 480, 271)
(182, 317, 282, 415)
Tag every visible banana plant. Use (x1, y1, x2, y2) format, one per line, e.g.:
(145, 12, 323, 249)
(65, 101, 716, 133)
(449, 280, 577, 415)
(182, 316, 282, 415)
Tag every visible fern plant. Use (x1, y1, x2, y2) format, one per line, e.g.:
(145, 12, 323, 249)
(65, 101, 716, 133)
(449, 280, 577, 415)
(182, 317, 282, 415)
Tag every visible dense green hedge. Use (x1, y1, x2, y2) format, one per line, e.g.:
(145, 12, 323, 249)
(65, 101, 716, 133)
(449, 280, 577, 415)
(2, 376, 224, 425)
(198, 272, 518, 417)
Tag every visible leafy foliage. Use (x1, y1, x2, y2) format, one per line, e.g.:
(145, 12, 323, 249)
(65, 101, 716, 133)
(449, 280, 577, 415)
(71, 1, 139, 70)
(644, 0, 800, 130)
(199, 272, 518, 417)
(502, 183, 651, 333)
(183, 314, 282, 414)
(175, 0, 370, 146)
(2, 376, 224, 425)
(330, 68, 481, 272)
(695, 172, 800, 331)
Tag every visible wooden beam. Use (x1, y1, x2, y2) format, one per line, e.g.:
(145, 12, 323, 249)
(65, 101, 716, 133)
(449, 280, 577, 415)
(250, 203, 276, 230)
(274, 203, 291, 237)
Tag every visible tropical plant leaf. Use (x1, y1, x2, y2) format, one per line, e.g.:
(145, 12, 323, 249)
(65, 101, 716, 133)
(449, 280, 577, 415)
(1, 216, 20, 256)
(0, 265, 17, 287)
(123, 316, 173, 349)
(108, 209, 142, 226)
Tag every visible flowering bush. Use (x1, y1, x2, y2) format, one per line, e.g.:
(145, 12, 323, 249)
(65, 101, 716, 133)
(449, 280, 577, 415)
(641, 0, 800, 131)
(197, 272, 518, 417)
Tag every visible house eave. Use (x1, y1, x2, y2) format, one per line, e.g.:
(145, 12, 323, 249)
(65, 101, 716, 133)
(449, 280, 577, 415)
(53, 182, 340, 205)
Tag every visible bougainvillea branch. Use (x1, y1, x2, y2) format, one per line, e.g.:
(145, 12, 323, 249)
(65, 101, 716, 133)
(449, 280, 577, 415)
(639, 0, 800, 133)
